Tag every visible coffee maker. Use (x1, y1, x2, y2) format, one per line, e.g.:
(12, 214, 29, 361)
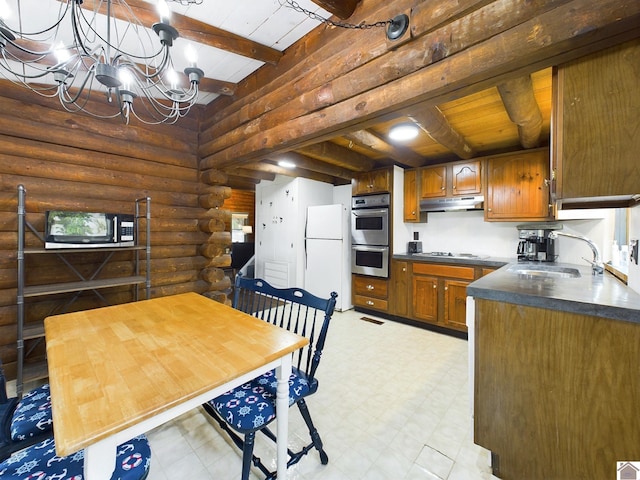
(516, 224, 560, 262)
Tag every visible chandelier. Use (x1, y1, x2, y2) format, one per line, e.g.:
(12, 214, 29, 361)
(0, 0, 204, 125)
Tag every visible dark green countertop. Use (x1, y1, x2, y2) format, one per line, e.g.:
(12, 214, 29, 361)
(467, 262, 640, 324)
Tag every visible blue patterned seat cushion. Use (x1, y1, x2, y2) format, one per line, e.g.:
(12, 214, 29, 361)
(0, 434, 151, 479)
(209, 368, 315, 432)
(10, 384, 52, 441)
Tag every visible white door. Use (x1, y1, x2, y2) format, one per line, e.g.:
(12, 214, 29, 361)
(306, 204, 344, 240)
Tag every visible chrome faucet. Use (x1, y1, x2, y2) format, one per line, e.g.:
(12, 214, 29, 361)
(548, 231, 604, 275)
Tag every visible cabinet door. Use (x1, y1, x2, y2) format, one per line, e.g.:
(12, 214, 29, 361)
(486, 149, 551, 221)
(443, 280, 469, 331)
(452, 161, 482, 196)
(420, 166, 446, 198)
(403, 169, 419, 222)
(370, 169, 391, 193)
(553, 39, 640, 201)
(391, 261, 409, 316)
(412, 275, 438, 322)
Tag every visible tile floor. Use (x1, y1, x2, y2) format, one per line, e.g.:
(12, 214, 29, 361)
(143, 309, 498, 480)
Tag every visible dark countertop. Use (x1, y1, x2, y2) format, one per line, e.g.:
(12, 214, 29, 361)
(393, 253, 512, 268)
(467, 262, 640, 324)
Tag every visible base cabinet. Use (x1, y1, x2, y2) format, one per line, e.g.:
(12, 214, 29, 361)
(411, 263, 475, 332)
(352, 275, 388, 313)
(474, 299, 640, 479)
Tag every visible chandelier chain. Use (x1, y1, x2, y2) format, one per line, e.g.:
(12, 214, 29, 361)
(282, 0, 392, 30)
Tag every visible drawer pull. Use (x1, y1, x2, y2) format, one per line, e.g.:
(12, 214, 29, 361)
(366, 300, 374, 306)
(366, 284, 374, 290)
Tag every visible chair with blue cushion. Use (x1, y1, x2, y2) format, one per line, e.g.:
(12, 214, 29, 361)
(0, 434, 151, 479)
(0, 364, 53, 461)
(203, 274, 337, 480)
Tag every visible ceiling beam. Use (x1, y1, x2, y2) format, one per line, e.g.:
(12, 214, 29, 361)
(310, 0, 361, 19)
(295, 142, 376, 172)
(78, 0, 283, 65)
(344, 129, 426, 167)
(497, 75, 544, 148)
(409, 106, 476, 159)
(243, 162, 339, 184)
(223, 167, 276, 182)
(268, 152, 355, 180)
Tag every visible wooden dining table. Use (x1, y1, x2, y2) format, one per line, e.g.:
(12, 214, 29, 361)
(45, 292, 308, 479)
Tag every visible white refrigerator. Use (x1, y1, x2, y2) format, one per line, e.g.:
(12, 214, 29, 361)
(304, 204, 352, 312)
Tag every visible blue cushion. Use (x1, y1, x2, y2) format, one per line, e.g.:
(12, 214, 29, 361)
(209, 368, 314, 432)
(10, 384, 52, 441)
(0, 434, 151, 479)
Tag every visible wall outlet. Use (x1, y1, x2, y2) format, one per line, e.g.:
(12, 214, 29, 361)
(630, 239, 639, 265)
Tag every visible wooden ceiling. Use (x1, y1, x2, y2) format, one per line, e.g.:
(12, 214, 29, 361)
(222, 67, 553, 190)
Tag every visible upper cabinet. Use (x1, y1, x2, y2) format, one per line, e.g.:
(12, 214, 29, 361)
(485, 148, 551, 221)
(403, 169, 421, 222)
(552, 38, 640, 207)
(420, 160, 482, 198)
(352, 168, 392, 195)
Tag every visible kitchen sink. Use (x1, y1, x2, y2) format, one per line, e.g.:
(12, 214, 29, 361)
(506, 264, 582, 278)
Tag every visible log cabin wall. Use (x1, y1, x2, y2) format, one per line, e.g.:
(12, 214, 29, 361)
(0, 83, 231, 379)
(198, 0, 640, 175)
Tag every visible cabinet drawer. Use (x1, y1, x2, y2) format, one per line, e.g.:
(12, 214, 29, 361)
(412, 263, 475, 280)
(354, 295, 388, 311)
(353, 276, 388, 298)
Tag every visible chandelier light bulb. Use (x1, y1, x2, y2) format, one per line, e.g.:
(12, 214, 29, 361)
(118, 68, 134, 91)
(0, 0, 11, 21)
(53, 42, 71, 64)
(157, 0, 172, 23)
(185, 43, 198, 66)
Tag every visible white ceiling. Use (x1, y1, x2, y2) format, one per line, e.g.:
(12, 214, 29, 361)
(0, 0, 330, 105)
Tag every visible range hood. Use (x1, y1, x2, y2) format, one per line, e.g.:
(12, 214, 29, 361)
(420, 195, 484, 212)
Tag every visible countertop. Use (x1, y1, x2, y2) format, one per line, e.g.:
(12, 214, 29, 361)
(393, 253, 512, 268)
(467, 262, 640, 324)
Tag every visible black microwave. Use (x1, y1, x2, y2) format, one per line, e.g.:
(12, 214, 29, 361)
(44, 211, 135, 249)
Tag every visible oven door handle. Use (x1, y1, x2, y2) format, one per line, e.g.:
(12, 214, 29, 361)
(353, 245, 388, 252)
(352, 208, 388, 217)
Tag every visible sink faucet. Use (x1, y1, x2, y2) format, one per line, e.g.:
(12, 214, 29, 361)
(548, 231, 604, 275)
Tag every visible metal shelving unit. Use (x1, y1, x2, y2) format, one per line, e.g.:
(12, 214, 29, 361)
(16, 185, 151, 397)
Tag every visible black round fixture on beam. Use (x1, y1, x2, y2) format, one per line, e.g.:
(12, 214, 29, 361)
(386, 14, 409, 41)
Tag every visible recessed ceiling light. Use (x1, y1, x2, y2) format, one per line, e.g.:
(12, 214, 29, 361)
(388, 123, 420, 142)
(278, 160, 296, 169)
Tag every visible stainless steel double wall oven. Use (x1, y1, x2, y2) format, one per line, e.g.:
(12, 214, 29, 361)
(351, 193, 390, 278)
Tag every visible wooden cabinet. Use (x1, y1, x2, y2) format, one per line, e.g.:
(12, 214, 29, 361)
(420, 165, 447, 198)
(390, 260, 409, 317)
(412, 274, 438, 322)
(411, 263, 475, 332)
(352, 275, 389, 312)
(403, 169, 420, 222)
(420, 160, 482, 199)
(552, 38, 640, 207)
(352, 168, 391, 195)
(485, 148, 551, 221)
(474, 299, 640, 479)
(443, 280, 469, 331)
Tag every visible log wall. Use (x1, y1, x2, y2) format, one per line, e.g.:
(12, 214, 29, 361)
(0, 83, 230, 379)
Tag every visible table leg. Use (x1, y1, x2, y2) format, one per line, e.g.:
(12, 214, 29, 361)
(276, 354, 292, 479)
(84, 438, 116, 480)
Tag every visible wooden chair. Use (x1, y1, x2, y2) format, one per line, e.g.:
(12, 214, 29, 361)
(203, 274, 337, 480)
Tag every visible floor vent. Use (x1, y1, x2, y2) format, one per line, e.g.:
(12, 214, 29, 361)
(360, 316, 384, 325)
